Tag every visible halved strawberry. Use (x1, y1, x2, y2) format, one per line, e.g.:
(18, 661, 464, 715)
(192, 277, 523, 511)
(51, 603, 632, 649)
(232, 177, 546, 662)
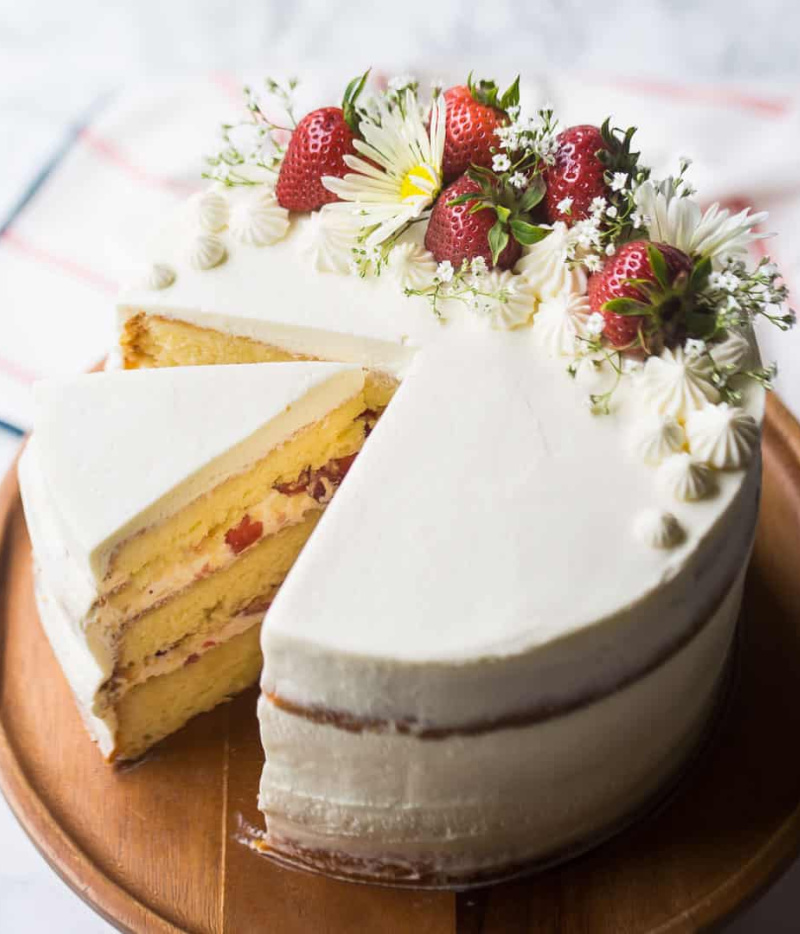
(276, 71, 368, 212)
(588, 240, 695, 350)
(442, 75, 519, 183)
(424, 172, 548, 271)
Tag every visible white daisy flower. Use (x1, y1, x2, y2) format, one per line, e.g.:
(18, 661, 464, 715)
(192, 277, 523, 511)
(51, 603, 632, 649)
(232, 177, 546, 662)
(634, 179, 770, 262)
(322, 90, 445, 247)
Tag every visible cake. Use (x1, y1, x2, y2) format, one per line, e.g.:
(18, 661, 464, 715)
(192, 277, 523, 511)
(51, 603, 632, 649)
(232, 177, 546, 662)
(21, 70, 795, 884)
(19, 362, 381, 760)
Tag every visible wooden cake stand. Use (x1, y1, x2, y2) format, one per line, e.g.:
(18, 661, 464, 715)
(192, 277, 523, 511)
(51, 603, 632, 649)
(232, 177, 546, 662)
(2, 393, 800, 933)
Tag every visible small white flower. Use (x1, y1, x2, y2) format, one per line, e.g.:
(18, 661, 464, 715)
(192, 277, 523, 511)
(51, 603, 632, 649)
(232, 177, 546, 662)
(506, 104, 521, 120)
(584, 254, 603, 273)
(605, 205, 618, 219)
(590, 196, 607, 216)
(492, 153, 511, 172)
(387, 74, 415, 92)
(685, 338, 707, 357)
(557, 196, 573, 214)
(509, 171, 527, 190)
(470, 256, 488, 276)
(631, 210, 644, 229)
(436, 260, 455, 283)
(611, 172, 628, 192)
(605, 243, 616, 256)
(586, 311, 605, 336)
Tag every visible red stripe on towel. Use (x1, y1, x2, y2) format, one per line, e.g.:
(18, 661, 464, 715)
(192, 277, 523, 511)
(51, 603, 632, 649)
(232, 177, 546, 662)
(79, 129, 197, 196)
(1, 229, 118, 294)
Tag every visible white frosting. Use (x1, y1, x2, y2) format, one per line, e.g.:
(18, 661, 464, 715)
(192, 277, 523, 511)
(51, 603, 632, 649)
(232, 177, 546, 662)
(230, 191, 290, 247)
(298, 205, 359, 275)
(259, 570, 743, 878)
(190, 188, 229, 232)
(387, 242, 437, 291)
(262, 331, 762, 730)
(533, 291, 590, 356)
(710, 330, 752, 372)
(632, 508, 685, 549)
(515, 223, 585, 300)
(480, 270, 537, 329)
(686, 403, 759, 469)
(142, 262, 176, 291)
(628, 415, 685, 465)
(639, 345, 720, 419)
(658, 453, 717, 501)
(29, 362, 364, 584)
(187, 233, 227, 270)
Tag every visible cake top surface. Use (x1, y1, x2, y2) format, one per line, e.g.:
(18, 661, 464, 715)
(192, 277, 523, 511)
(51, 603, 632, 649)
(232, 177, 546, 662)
(34, 362, 364, 577)
(265, 327, 763, 664)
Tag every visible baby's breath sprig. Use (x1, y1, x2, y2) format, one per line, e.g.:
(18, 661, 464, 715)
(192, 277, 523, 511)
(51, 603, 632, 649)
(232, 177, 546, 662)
(693, 255, 795, 338)
(405, 256, 510, 321)
(202, 77, 299, 187)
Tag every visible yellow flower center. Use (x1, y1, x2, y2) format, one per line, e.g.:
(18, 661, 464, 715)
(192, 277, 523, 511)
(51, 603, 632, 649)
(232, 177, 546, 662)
(400, 163, 440, 202)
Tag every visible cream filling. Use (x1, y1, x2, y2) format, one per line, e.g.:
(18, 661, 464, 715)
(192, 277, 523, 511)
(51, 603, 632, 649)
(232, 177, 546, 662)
(96, 486, 325, 629)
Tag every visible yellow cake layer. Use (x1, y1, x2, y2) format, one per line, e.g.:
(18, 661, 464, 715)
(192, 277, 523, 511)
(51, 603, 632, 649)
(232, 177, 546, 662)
(116, 509, 322, 673)
(105, 392, 368, 589)
(120, 312, 397, 412)
(113, 622, 262, 761)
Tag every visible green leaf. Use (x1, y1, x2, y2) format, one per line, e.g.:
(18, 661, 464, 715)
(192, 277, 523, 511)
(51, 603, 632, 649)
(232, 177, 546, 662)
(519, 176, 545, 212)
(488, 219, 509, 266)
(602, 297, 650, 316)
(342, 68, 370, 133)
(499, 75, 521, 111)
(468, 74, 500, 108)
(646, 244, 670, 290)
(509, 219, 550, 245)
(690, 255, 713, 290)
(495, 205, 511, 223)
(468, 200, 491, 215)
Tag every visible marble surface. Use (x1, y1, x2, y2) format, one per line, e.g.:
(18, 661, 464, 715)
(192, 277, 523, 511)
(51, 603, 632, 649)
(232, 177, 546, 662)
(3, 0, 800, 929)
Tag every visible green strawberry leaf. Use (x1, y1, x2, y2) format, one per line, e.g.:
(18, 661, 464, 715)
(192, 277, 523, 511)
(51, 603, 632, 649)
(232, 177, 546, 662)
(519, 176, 545, 212)
(602, 297, 650, 316)
(488, 219, 510, 266)
(499, 76, 521, 111)
(647, 244, 670, 290)
(495, 204, 512, 224)
(342, 69, 370, 134)
(447, 192, 483, 207)
(509, 219, 549, 246)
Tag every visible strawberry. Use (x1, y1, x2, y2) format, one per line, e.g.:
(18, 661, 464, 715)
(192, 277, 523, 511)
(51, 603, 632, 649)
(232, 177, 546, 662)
(441, 75, 519, 183)
(588, 240, 695, 350)
(544, 120, 644, 227)
(276, 71, 368, 212)
(544, 125, 607, 225)
(425, 175, 522, 270)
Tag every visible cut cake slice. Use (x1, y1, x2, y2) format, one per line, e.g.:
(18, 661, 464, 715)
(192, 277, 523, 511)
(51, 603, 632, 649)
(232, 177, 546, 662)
(19, 361, 378, 760)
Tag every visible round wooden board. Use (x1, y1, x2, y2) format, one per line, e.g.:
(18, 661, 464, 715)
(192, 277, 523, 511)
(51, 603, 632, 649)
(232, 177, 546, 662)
(2, 394, 800, 934)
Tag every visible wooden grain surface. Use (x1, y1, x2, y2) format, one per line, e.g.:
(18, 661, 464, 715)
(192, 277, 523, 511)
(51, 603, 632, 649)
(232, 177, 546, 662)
(1, 393, 800, 933)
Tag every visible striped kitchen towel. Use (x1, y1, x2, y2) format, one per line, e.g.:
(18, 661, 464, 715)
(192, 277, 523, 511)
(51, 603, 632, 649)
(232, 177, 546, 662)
(2, 71, 799, 473)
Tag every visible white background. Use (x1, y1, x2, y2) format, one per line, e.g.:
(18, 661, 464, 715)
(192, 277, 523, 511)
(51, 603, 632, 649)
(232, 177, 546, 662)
(2, 0, 800, 929)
